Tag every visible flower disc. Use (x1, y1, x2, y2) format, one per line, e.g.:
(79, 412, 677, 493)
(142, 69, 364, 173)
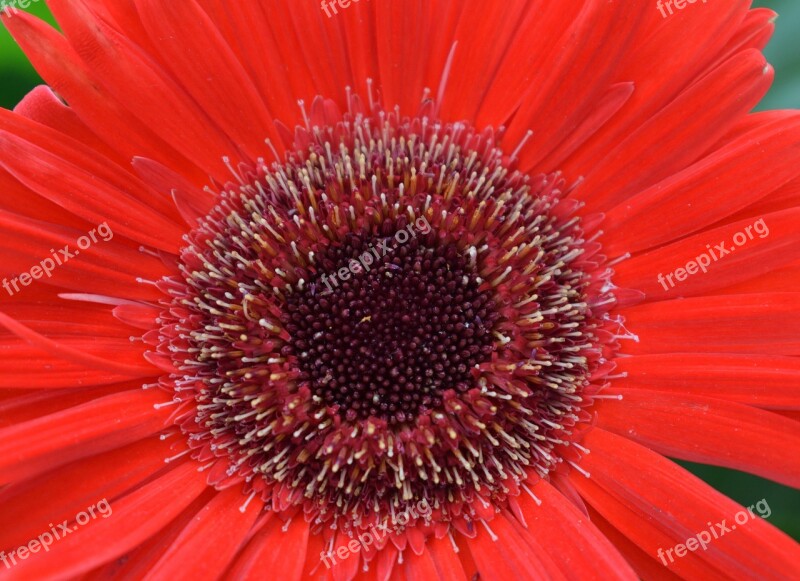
(158, 100, 617, 536)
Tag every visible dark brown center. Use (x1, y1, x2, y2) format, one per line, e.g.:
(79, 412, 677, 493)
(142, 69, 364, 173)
(282, 222, 499, 424)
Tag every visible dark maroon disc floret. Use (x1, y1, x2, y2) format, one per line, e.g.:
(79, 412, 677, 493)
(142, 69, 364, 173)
(283, 226, 499, 425)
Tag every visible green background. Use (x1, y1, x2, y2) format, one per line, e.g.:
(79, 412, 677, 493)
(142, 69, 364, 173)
(0, 2, 798, 540)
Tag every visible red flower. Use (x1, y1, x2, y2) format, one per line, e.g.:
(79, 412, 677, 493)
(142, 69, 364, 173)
(0, 1, 798, 580)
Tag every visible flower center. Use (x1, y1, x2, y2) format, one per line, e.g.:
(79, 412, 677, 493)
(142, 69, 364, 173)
(283, 228, 498, 425)
(154, 97, 616, 535)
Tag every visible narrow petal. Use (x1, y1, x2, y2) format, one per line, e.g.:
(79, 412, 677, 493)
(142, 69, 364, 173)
(0, 311, 156, 377)
(0, 383, 124, 425)
(603, 115, 800, 256)
(440, 0, 531, 121)
(717, 259, 800, 295)
(0, 132, 185, 252)
(3, 462, 208, 580)
(427, 536, 468, 581)
(508, 2, 644, 170)
(14, 85, 127, 165)
(573, 49, 772, 211)
(464, 513, 566, 580)
(0, 389, 170, 484)
(516, 479, 637, 579)
(403, 545, 443, 581)
(46, 0, 240, 178)
(572, 429, 800, 580)
(0, 435, 178, 551)
(562, 1, 752, 178)
(612, 353, 800, 410)
(226, 516, 310, 581)
(613, 209, 800, 299)
(619, 293, 800, 355)
(585, 504, 686, 581)
(218, 1, 307, 125)
(595, 389, 800, 487)
(285, 0, 354, 104)
(476, 0, 585, 127)
(133, 0, 278, 161)
(574, 475, 726, 579)
(2, 10, 204, 180)
(144, 487, 264, 579)
(719, 7, 776, 56)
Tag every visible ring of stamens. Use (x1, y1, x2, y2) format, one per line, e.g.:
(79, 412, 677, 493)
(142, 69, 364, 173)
(156, 100, 615, 535)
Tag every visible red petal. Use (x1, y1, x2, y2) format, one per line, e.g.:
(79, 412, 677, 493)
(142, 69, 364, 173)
(540, 82, 635, 170)
(572, 429, 800, 580)
(0, 131, 184, 252)
(0, 435, 178, 550)
(735, 173, 800, 220)
(0, 383, 124, 426)
(516, 479, 637, 579)
(613, 209, 800, 299)
(46, 0, 239, 179)
(0, 311, 155, 377)
(603, 115, 800, 256)
(464, 513, 566, 580)
(112, 303, 160, 330)
(620, 293, 800, 355)
(2, 10, 204, 180)
(0, 389, 170, 484)
(612, 353, 800, 410)
(146, 487, 264, 579)
(226, 516, 310, 581)
(14, 85, 127, 165)
(329, 529, 361, 581)
(0, 106, 181, 223)
(3, 462, 208, 580)
(508, 2, 644, 170)
(85, 488, 216, 580)
(133, 0, 277, 162)
(427, 536, 468, 581)
(563, 2, 752, 180)
(719, 7, 776, 56)
(301, 528, 335, 581)
(573, 49, 771, 211)
(0, 212, 167, 302)
(440, 0, 531, 121)
(595, 388, 800, 487)
(585, 504, 685, 581)
(574, 474, 724, 579)
(403, 545, 443, 581)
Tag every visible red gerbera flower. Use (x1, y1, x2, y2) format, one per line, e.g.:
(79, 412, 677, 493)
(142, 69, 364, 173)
(0, 1, 798, 580)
